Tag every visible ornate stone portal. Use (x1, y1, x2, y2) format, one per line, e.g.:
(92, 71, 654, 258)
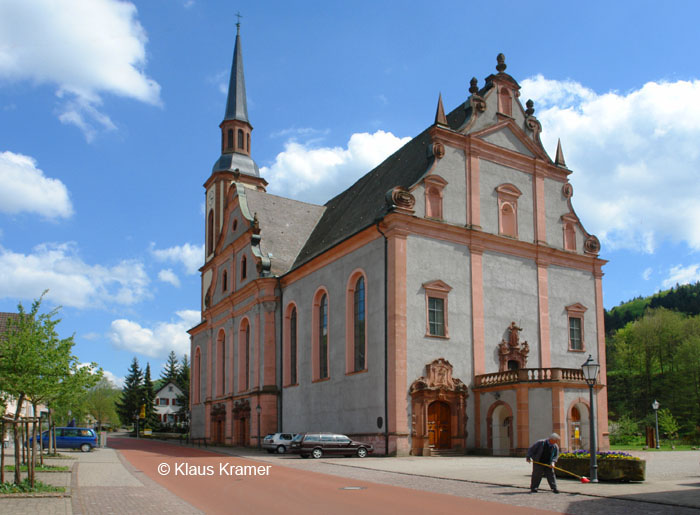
(498, 322, 529, 371)
(409, 359, 468, 455)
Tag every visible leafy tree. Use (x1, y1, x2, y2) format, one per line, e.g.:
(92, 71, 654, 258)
(161, 350, 180, 384)
(86, 378, 121, 430)
(176, 354, 190, 429)
(657, 408, 680, 441)
(142, 363, 159, 429)
(116, 358, 143, 428)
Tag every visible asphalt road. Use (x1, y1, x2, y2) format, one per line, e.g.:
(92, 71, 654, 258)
(110, 438, 555, 515)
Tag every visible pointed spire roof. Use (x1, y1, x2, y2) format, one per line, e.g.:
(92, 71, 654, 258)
(224, 22, 249, 123)
(434, 93, 447, 126)
(555, 139, 567, 167)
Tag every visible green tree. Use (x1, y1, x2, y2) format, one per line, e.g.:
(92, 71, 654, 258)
(142, 363, 158, 429)
(86, 377, 121, 430)
(176, 354, 190, 429)
(657, 408, 680, 441)
(116, 358, 143, 429)
(161, 350, 180, 384)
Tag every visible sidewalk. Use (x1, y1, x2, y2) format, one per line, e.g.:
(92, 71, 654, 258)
(0, 447, 201, 515)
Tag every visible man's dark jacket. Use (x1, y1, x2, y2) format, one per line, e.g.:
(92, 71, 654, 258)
(526, 439, 559, 465)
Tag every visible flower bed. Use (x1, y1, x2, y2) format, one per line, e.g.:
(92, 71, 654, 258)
(555, 451, 645, 482)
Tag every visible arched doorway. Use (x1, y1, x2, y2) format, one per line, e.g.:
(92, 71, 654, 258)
(210, 403, 226, 444)
(409, 359, 468, 455)
(491, 405, 512, 455)
(428, 402, 451, 449)
(568, 400, 590, 450)
(232, 399, 251, 446)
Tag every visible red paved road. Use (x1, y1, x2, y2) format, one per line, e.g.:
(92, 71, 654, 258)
(110, 438, 556, 515)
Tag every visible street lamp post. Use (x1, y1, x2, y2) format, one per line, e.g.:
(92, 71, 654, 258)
(652, 400, 660, 449)
(581, 354, 600, 483)
(256, 405, 262, 450)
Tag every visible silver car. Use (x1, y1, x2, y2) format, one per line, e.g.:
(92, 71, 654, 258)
(262, 432, 297, 454)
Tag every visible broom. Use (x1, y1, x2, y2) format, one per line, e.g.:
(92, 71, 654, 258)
(532, 460, 591, 483)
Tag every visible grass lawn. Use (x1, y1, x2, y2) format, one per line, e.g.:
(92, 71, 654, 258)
(610, 443, 699, 451)
(0, 479, 65, 494)
(3, 463, 69, 472)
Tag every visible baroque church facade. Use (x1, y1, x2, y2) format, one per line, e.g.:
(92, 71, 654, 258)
(189, 28, 609, 456)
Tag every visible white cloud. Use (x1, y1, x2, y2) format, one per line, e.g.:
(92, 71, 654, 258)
(150, 242, 203, 275)
(0, 242, 150, 308)
(158, 268, 180, 287)
(642, 267, 653, 281)
(0, 151, 73, 219)
(521, 75, 700, 253)
(662, 264, 700, 288)
(102, 369, 124, 389)
(109, 310, 200, 359)
(262, 130, 411, 204)
(0, 0, 161, 140)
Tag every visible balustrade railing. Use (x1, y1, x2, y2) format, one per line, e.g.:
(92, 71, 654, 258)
(474, 367, 587, 387)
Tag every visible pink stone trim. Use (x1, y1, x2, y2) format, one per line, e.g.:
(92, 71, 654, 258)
(551, 386, 565, 449)
(516, 385, 529, 450)
(424, 174, 448, 220)
(193, 346, 201, 405)
(237, 317, 251, 392)
(471, 248, 485, 375)
(468, 155, 480, 227)
(565, 303, 587, 352)
(345, 269, 368, 374)
(216, 329, 225, 397)
(533, 169, 547, 244)
(496, 183, 522, 238)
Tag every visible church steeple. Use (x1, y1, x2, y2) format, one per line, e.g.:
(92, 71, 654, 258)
(224, 21, 249, 124)
(212, 16, 263, 187)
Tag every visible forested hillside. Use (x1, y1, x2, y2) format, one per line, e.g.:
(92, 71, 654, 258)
(605, 282, 700, 441)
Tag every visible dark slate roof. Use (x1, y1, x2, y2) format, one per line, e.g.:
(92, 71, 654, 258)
(224, 30, 249, 123)
(244, 189, 326, 275)
(0, 312, 19, 337)
(290, 95, 490, 270)
(292, 128, 435, 268)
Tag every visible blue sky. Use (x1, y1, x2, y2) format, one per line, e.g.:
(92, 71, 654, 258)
(1, 0, 700, 385)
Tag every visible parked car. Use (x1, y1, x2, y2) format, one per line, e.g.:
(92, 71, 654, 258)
(32, 427, 97, 452)
(262, 432, 296, 454)
(290, 433, 373, 459)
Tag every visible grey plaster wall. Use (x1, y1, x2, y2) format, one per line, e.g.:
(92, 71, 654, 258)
(548, 265, 598, 368)
(543, 178, 586, 252)
(528, 388, 553, 444)
(405, 234, 472, 384)
(411, 146, 468, 226)
(482, 251, 539, 372)
(281, 237, 385, 434)
(212, 259, 232, 306)
(462, 87, 530, 137)
(479, 159, 534, 242)
(235, 246, 254, 289)
(481, 128, 534, 157)
(222, 205, 247, 249)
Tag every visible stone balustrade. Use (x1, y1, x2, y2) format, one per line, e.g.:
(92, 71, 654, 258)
(474, 367, 589, 388)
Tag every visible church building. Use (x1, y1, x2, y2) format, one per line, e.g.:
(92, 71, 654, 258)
(189, 26, 609, 456)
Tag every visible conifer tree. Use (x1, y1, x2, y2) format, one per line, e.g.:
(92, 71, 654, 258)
(176, 354, 190, 429)
(116, 358, 143, 429)
(161, 350, 180, 384)
(142, 363, 159, 429)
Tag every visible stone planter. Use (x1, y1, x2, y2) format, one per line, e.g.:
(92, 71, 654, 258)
(555, 457, 645, 481)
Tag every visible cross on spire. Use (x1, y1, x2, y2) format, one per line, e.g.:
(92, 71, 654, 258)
(235, 11, 242, 34)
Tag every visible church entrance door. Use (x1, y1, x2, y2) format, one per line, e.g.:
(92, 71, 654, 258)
(428, 401, 451, 449)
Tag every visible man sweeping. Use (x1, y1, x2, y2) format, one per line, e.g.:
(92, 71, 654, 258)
(526, 433, 560, 493)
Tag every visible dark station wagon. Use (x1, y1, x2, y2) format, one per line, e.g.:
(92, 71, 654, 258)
(290, 433, 374, 459)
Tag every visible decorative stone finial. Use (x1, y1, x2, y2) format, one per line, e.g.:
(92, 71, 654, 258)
(525, 99, 535, 116)
(469, 77, 479, 94)
(434, 93, 447, 126)
(496, 53, 507, 73)
(555, 139, 567, 167)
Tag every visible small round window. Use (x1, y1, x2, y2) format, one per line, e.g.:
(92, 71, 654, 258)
(232, 218, 238, 231)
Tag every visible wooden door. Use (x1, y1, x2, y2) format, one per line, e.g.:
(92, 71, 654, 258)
(428, 402, 451, 449)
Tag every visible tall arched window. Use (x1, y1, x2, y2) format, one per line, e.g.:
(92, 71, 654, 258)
(227, 129, 234, 150)
(501, 203, 516, 237)
(207, 210, 214, 255)
(193, 346, 201, 404)
(238, 319, 251, 391)
(424, 175, 448, 221)
(496, 184, 521, 239)
(499, 87, 512, 116)
(222, 270, 228, 292)
(312, 289, 330, 381)
(284, 304, 298, 386)
(353, 277, 366, 372)
(246, 133, 250, 153)
(238, 129, 244, 150)
(240, 255, 247, 280)
(216, 330, 225, 397)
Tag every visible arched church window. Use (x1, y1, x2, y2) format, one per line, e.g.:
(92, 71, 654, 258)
(227, 129, 234, 150)
(207, 210, 214, 255)
(238, 129, 244, 150)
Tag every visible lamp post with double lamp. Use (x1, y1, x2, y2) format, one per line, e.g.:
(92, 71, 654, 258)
(652, 400, 660, 449)
(256, 405, 262, 449)
(581, 354, 600, 483)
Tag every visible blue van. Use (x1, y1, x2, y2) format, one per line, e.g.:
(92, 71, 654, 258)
(34, 427, 98, 452)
